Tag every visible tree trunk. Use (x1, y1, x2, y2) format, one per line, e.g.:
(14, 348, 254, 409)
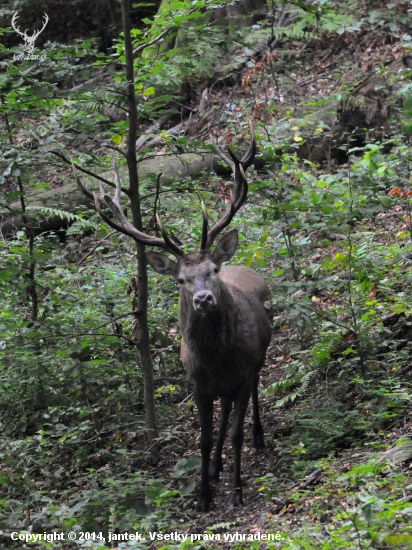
(121, 0, 158, 441)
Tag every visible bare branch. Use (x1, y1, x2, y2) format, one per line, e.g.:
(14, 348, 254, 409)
(112, 159, 122, 207)
(101, 144, 127, 158)
(133, 27, 172, 57)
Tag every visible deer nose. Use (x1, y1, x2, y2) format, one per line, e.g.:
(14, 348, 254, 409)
(193, 290, 216, 310)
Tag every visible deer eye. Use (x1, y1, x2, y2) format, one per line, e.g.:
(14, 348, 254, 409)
(214, 267, 219, 273)
(178, 277, 184, 285)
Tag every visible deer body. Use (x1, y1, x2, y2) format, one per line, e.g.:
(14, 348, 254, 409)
(181, 265, 270, 397)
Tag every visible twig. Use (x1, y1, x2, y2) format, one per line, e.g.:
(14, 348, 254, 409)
(76, 230, 117, 267)
(297, 73, 334, 87)
(133, 27, 172, 57)
(178, 394, 193, 406)
(153, 173, 161, 222)
(154, 376, 184, 383)
(80, 421, 144, 443)
(100, 144, 127, 157)
(273, 468, 322, 514)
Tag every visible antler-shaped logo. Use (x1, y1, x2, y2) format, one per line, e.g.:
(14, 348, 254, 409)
(11, 12, 49, 53)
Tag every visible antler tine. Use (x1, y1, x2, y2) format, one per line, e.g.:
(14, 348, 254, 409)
(205, 192, 236, 250)
(112, 159, 122, 207)
(212, 134, 235, 172)
(239, 119, 256, 170)
(93, 190, 129, 238)
(200, 201, 208, 250)
(205, 129, 254, 250)
(11, 13, 23, 37)
(211, 120, 256, 173)
(226, 147, 248, 208)
(102, 193, 183, 255)
(73, 161, 183, 257)
(155, 214, 184, 257)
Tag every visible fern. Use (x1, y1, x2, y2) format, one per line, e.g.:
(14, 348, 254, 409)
(263, 369, 316, 408)
(26, 206, 99, 233)
(276, 390, 302, 408)
(66, 219, 99, 236)
(270, 4, 361, 44)
(300, 369, 316, 392)
(270, 19, 314, 42)
(262, 378, 297, 396)
(27, 205, 83, 221)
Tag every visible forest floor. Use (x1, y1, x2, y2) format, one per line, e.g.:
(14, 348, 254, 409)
(141, 304, 412, 547)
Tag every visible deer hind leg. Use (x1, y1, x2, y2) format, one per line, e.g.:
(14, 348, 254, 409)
(231, 386, 251, 508)
(195, 390, 214, 512)
(210, 396, 232, 481)
(252, 373, 265, 452)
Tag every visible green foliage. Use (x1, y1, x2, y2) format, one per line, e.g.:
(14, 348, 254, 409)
(0, 227, 186, 539)
(173, 457, 201, 495)
(2, 0, 412, 545)
(26, 206, 101, 234)
(280, 456, 412, 549)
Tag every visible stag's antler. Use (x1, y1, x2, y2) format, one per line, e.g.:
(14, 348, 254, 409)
(201, 120, 256, 250)
(73, 120, 255, 256)
(211, 119, 256, 173)
(72, 160, 184, 257)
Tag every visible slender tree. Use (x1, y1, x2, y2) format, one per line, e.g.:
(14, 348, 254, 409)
(120, 0, 158, 441)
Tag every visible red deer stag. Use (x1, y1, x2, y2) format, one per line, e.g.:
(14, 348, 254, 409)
(73, 127, 271, 511)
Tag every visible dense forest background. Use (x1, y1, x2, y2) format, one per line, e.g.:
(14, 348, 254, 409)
(1, 0, 412, 548)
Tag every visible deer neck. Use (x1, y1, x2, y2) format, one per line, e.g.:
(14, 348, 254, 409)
(179, 281, 236, 351)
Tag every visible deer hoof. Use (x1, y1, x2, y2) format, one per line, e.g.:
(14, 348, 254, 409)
(196, 497, 211, 512)
(209, 459, 223, 481)
(196, 486, 212, 512)
(232, 491, 244, 508)
(253, 431, 265, 452)
(253, 441, 265, 454)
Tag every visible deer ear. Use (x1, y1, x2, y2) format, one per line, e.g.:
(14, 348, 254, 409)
(146, 251, 178, 277)
(211, 229, 238, 266)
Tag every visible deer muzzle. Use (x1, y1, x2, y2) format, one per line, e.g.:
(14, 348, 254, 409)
(193, 290, 217, 311)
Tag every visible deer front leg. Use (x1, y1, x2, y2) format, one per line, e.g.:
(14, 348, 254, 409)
(195, 390, 214, 512)
(231, 386, 251, 508)
(210, 396, 232, 481)
(252, 373, 265, 452)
